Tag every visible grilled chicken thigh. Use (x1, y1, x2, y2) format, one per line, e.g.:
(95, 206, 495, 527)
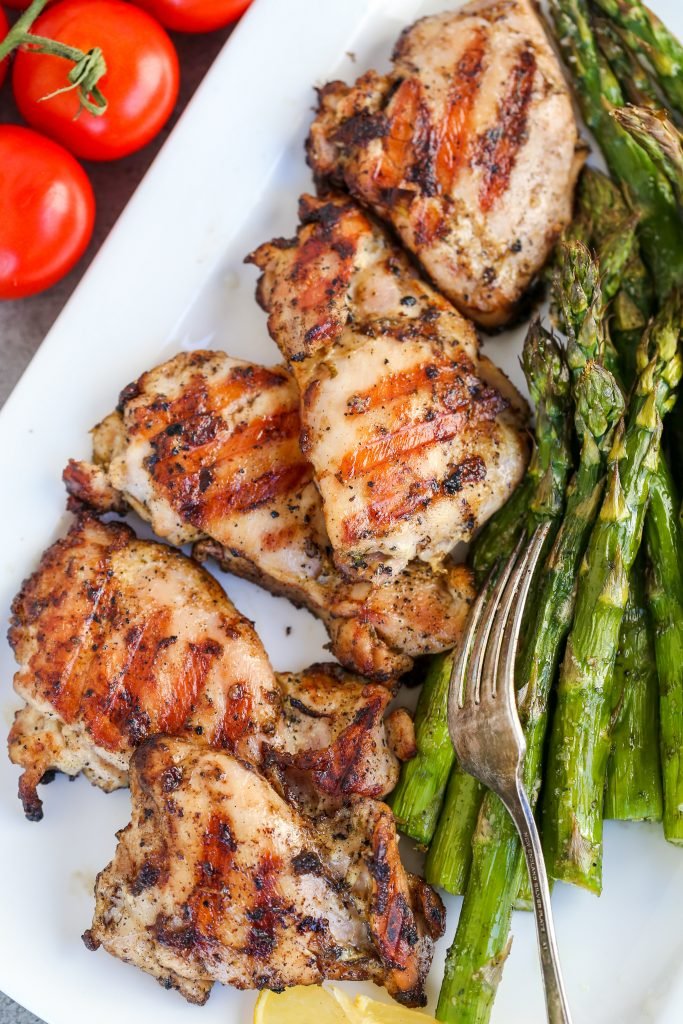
(249, 193, 529, 579)
(306, 0, 585, 328)
(85, 735, 444, 1006)
(64, 349, 475, 680)
(7, 515, 280, 820)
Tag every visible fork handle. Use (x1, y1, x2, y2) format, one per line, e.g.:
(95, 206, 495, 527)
(504, 781, 573, 1024)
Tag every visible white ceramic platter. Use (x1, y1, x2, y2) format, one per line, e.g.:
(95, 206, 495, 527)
(1, 1, 682, 1021)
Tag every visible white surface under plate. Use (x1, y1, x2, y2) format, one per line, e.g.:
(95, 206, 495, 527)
(1, 1, 682, 1022)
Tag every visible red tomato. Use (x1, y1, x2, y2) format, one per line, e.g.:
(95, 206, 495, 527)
(133, 0, 253, 33)
(0, 6, 8, 89)
(0, 126, 95, 299)
(12, 0, 179, 161)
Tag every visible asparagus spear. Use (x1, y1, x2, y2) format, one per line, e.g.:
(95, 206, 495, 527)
(436, 252, 621, 1024)
(542, 289, 683, 894)
(551, 237, 623, 379)
(550, 0, 683, 297)
(427, 321, 572, 898)
(645, 458, 683, 843)
(569, 168, 652, 381)
(591, 0, 683, 115)
(424, 766, 484, 895)
(612, 104, 683, 202)
(389, 653, 456, 845)
(604, 551, 663, 820)
(523, 319, 575, 526)
(594, 15, 661, 108)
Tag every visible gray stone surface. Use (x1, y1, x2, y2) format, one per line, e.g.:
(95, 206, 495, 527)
(0, 22, 233, 1023)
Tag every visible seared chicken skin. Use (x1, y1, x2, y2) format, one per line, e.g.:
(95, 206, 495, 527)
(64, 349, 475, 680)
(249, 193, 529, 580)
(270, 664, 414, 801)
(306, 0, 585, 328)
(7, 517, 415, 819)
(84, 736, 444, 1006)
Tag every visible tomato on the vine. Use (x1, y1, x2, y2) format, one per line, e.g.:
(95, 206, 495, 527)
(133, 0, 253, 33)
(0, 6, 8, 89)
(13, 0, 180, 161)
(0, 126, 95, 299)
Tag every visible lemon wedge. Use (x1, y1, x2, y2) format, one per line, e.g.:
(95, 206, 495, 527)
(253, 985, 435, 1024)
(254, 986, 349, 1024)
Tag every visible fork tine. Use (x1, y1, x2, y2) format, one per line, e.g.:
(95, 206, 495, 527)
(496, 521, 553, 716)
(480, 523, 549, 703)
(459, 532, 526, 709)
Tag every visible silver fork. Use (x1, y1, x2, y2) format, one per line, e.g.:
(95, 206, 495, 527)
(447, 523, 572, 1024)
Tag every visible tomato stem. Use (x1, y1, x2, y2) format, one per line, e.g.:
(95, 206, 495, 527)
(0, 0, 108, 116)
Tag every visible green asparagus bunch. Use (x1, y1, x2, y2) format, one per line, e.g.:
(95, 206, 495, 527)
(571, 181, 663, 820)
(435, 247, 621, 1024)
(591, 0, 683, 115)
(543, 289, 683, 893)
(426, 321, 573, 898)
(554, 5, 683, 838)
(550, 0, 683, 297)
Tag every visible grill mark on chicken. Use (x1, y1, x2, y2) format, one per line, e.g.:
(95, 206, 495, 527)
(346, 360, 465, 415)
(212, 681, 255, 749)
(342, 477, 438, 544)
(339, 410, 469, 480)
(180, 463, 313, 525)
(433, 28, 488, 194)
(368, 813, 422, 982)
(376, 79, 428, 194)
(89, 607, 175, 751)
(256, 201, 369, 356)
(370, 28, 489, 205)
(148, 409, 310, 527)
(271, 665, 405, 800)
(126, 364, 285, 439)
(244, 853, 287, 960)
(338, 382, 504, 482)
(186, 813, 241, 949)
(476, 46, 536, 212)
